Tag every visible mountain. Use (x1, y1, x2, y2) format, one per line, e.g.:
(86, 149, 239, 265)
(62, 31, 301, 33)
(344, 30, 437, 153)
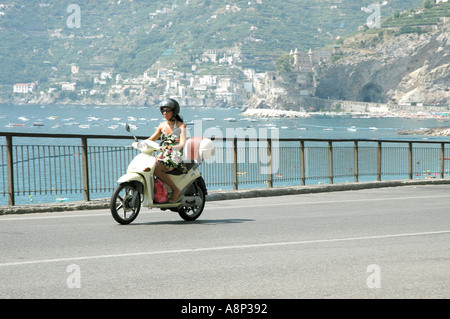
(0, 0, 424, 87)
(246, 1, 449, 111)
(315, 3, 450, 106)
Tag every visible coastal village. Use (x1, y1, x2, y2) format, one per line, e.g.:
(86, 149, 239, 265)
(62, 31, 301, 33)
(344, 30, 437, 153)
(12, 46, 255, 108)
(11, 44, 325, 109)
(6, 0, 450, 119)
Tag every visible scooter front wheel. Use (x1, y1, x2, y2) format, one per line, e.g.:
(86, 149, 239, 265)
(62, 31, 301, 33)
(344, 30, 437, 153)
(110, 182, 141, 224)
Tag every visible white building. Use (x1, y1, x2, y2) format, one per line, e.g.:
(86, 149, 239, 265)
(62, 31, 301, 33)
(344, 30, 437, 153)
(61, 82, 76, 91)
(13, 83, 35, 93)
(201, 50, 218, 63)
(71, 65, 79, 74)
(198, 75, 217, 86)
(100, 71, 112, 80)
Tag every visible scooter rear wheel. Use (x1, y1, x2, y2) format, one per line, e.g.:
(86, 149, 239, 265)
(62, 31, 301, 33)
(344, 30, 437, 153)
(110, 182, 141, 224)
(177, 182, 205, 221)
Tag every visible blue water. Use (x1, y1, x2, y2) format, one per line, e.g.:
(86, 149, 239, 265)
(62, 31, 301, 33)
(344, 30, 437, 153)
(2, 104, 450, 206)
(1, 103, 450, 140)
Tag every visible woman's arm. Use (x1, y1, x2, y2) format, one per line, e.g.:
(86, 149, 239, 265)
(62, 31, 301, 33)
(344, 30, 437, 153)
(171, 123, 186, 151)
(147, 124, 162, 141)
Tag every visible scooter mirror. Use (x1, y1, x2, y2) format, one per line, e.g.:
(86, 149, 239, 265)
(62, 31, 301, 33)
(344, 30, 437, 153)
(125, 123, 138, 142)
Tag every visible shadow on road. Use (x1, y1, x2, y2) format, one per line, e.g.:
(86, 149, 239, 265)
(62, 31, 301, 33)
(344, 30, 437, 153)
(129, 218, 255, 226)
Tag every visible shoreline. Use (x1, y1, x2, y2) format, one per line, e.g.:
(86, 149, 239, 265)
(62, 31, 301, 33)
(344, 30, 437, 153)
(398, 127, 450, 136)
(242, 108, 450, 120)
(242, 108, 310, 118)
(3, 101, 450, 124)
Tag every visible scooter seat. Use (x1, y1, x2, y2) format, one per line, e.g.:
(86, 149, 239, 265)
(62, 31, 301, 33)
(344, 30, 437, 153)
(166, 161, 197, 175)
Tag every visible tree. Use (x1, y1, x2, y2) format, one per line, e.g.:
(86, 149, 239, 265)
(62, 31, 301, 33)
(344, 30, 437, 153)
(423, 0, 433, 9)
(276, 53, 294, 72)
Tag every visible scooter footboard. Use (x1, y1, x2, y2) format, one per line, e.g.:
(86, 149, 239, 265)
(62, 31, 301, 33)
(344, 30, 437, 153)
(168, 170, 202, 194)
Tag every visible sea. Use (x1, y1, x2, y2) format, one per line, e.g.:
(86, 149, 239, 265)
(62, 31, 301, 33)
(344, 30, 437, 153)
(1, 103, 450, 206)
(1, 103, 450, 141)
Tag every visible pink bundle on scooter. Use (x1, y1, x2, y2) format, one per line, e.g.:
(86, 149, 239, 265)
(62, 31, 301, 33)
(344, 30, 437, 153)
(154, 178, 168, 203)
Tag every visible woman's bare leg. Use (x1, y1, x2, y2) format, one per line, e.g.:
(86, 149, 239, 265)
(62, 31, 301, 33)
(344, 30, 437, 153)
(154, 163, 181, 201)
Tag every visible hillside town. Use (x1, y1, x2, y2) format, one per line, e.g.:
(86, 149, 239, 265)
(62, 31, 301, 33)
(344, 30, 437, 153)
(10, 44, 331, 108)
(11, 47, 250, 107)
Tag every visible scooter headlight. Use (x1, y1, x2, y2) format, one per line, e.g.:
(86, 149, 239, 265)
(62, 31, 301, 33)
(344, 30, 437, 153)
(136, 141, 149, 151)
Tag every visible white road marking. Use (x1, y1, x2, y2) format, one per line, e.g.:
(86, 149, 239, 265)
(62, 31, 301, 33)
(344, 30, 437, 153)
(0, 230, 448, 267)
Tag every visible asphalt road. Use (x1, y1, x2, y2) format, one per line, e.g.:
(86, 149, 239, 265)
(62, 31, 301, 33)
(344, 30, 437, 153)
(0, 184, 449, 299)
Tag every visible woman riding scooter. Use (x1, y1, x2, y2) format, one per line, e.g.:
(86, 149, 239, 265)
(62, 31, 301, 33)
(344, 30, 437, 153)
(110, 99, 215, 224)
(147, 98, 186, 203)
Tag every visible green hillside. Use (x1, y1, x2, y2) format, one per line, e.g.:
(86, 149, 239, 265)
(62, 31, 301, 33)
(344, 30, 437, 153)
(0, 0, 424, 85)
(384, 0, 450, 27)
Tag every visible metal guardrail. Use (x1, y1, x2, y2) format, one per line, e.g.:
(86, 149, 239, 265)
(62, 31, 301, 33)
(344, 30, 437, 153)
(1, 132, 450, 206)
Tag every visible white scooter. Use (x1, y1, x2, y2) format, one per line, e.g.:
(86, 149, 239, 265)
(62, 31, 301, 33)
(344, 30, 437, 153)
(110, 125, 215, 224)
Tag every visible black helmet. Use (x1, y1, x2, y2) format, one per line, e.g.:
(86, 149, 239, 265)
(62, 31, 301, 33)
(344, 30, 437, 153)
(159, 98, 180, 117)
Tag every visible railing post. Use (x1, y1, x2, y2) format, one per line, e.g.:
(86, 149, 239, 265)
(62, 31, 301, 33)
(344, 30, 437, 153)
(328, 141, 333, 184)
(354, 141, 359, 182)
(233, 137, 238, 190)
(408, 142, 413, 180)
(300, 140, 305, 186)
(6, 135, 15, 206)
(377, 141, 382, 181)
(81, 137, 90, 201)
(267, 139, 273, 188)
(441, 142, 445, 179)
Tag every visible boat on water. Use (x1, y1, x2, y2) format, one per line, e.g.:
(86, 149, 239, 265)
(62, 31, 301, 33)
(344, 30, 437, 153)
(33, 122, 44, 127)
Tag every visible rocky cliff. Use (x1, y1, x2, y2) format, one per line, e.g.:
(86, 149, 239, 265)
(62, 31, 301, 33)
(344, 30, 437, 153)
(315, 24, 450, 106)
(247, 24, 449, 112)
